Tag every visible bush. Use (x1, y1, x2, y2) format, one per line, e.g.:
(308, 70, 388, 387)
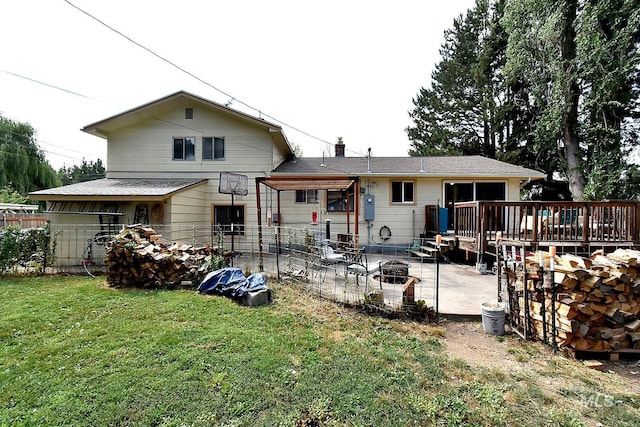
(0, 223, 56, 274)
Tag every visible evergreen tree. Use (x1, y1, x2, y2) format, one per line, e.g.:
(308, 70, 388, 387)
(408, 0, 492, 156)
(408, 0, 640, 200)
(57, 158, 106, 185)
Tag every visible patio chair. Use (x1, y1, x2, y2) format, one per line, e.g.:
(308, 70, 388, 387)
(316, 241, 346, 280)
(319, 242, 346, 265)
(344, 249, 382, 292)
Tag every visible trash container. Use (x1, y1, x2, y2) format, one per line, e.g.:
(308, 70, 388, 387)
(481, 302, 505, 335)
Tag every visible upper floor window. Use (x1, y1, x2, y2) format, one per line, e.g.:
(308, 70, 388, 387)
(203, 137, 225, 160)
(295, 189, 318, 203)
(185, 108, 193, 119)
(173, 137, 195, 160)
(391, 180, 415, 204)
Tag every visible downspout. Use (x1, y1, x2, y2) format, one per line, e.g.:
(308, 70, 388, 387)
(412, 209, 415, 240)
(354, 178, 360, 248)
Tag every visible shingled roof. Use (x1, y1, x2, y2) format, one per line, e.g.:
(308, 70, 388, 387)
(29, 178, 207, 200)
(273, 155, 544, 179)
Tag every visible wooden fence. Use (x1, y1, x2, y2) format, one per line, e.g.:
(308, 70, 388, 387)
(1, 213, 47, 229)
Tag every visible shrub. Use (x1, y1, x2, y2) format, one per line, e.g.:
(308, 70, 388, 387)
(0, 222, 56, 274)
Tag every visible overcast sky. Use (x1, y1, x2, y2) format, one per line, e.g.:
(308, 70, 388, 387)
(1, 0, 476, 170)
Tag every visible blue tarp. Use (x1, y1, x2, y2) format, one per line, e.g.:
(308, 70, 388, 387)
(197, 267, 270, 303)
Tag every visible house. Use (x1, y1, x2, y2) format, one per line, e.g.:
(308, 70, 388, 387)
(29, 91, 294, 265)
(29, 90, 545, 266)
(265, 139, 545, 251)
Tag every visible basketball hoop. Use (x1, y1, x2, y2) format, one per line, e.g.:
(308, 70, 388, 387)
(219, 172, 249, 196)
(218, 172, 249, 268)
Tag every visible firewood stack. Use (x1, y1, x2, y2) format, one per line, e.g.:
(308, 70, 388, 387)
(105, 225, 215, 288)
(521, 248, 640, 351)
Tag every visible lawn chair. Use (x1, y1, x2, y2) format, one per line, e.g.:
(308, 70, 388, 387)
(319, 241, 346, 265)
(344, 249, 382, 293)
(317, 241, 346, 280)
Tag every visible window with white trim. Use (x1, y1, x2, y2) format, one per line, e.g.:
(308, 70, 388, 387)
(391, 180, 415, 203)
(203, 137, 225, 160)
(173, 137, 196, 160)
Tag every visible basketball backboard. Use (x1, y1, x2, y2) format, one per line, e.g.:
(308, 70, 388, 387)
(219, 172, 249, 196)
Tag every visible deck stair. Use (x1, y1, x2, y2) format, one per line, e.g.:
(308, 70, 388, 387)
(410, 236, 454, 262)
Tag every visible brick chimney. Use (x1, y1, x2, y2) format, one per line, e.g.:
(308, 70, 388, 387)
(335, 137, 345, 157)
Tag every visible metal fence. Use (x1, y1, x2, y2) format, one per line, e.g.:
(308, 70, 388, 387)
(42, 223, 443, 314)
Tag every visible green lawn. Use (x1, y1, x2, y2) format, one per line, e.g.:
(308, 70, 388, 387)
(0, 276, 637, 426)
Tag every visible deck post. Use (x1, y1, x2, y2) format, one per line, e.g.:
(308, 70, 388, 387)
(582, 202, 589, 244)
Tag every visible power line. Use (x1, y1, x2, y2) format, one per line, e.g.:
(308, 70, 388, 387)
(0, 127, 101, 162)
(0, 134, 95, 165)
(1, 66, 331, 160)
(0, 75, 281, 161)
(3, 3, 365, 164)
(62, 0, 365, 157)
(0, 69, 101, 103)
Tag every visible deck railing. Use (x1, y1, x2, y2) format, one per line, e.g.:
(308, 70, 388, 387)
(454, 200, 640, 254)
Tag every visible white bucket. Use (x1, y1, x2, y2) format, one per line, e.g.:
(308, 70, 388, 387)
(481, 302, 505, 335)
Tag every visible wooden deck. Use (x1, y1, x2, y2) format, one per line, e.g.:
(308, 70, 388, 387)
(453, 200, 640, 256)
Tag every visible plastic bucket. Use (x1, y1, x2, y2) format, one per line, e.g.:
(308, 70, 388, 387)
(481, 302, 505, 335)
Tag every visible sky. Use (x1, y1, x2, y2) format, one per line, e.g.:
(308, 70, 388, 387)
(1, 0, 476, 170)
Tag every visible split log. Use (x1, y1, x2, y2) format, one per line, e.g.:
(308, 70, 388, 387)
(105, 224, 215, 289)
(520, 249, 640, 352)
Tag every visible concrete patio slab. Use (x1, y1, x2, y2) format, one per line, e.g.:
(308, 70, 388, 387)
(256, 252, 499, 317)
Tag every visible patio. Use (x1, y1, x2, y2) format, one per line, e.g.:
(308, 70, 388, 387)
(258, 250, 497, 316)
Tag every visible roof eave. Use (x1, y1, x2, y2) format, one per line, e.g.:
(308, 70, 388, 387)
(81, 91, 291, 154)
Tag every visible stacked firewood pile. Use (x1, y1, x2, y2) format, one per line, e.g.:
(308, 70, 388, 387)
(522, 248, 640, 351)
(105, 225, 215, 288)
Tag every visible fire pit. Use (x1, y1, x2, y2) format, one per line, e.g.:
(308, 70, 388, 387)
(382, 260, 409, 283)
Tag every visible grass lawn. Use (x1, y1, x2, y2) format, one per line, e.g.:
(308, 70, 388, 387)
(0, 275, 638, 426)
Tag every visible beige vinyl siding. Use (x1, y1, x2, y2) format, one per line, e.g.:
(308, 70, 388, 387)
(167, 184, 210, 225)
(44, 211, 119, 266)
(271, 176, 521, 246)
(106, 106, 287, 179)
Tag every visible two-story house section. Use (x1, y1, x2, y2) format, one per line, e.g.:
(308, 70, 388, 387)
(30, 91, 293, 265)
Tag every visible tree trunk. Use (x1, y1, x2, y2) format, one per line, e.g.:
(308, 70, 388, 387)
(560, 0, 584, 201)
(564, 80, 584, 200)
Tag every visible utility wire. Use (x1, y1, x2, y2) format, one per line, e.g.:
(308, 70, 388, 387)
(0, 69, 99, 102)
(0, 128, 100, 162)
(4, 2, 366, 165)
(62, 0, 365, 157)
(0, 133, 97, 165)
(0, 72, 286, 161)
